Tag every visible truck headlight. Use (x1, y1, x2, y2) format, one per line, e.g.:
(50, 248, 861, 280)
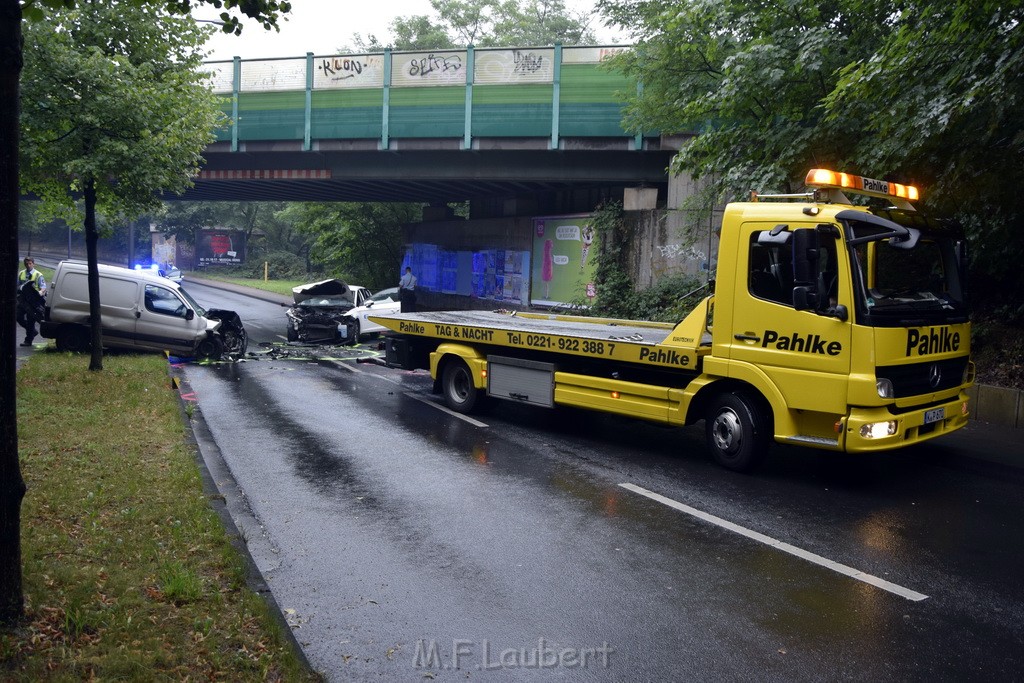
(860, 421, 897, 439)
(876, 378, 894, 399)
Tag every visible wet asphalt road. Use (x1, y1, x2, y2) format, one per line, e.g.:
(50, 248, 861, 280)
(180, 281, 1024, 682)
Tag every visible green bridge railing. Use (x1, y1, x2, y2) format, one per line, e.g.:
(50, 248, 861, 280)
(206, 45, 644, 152)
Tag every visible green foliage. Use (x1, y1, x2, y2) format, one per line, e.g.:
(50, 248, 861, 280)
(599, 0, 1024, 314)
(583, 201, 704, 321)
(20, 0, 292, 34)
(217, 249, 307, 280)
(284, 202, 421, 291)
(587, 201, 633, 315)
(355, 0, 597, 51)
(19, 2, 222, 224)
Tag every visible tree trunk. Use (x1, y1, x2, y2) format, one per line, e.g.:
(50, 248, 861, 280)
(84, 178, 104, 371)
(0, 0, 27, 624)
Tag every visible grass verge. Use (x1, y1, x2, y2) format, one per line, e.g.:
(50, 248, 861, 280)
(1, 350, 320, 681)
(188, 274, 303, 297)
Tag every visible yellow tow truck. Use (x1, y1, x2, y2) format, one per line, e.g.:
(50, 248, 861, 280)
(371, 170, 973, 471)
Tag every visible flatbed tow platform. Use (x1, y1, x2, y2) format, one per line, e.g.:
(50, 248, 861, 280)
(371, 308, 710, 370)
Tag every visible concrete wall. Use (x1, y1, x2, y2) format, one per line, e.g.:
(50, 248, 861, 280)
(624, 209, 720, 288)
(967, 384, 1024, 428)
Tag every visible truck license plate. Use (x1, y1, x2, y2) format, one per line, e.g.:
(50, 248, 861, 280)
(924, 407, 945, 424)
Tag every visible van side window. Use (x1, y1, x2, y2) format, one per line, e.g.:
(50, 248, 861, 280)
(145, 285, 187, 318)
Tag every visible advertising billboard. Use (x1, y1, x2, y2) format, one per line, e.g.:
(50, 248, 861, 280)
(531, 215, 597, 307)
(196, 229, 246, 266)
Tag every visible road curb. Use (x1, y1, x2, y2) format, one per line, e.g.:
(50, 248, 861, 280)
(168, 363, 320, 677)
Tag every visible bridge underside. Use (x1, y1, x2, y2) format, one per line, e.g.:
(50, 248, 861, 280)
(173, 140, 677, 204)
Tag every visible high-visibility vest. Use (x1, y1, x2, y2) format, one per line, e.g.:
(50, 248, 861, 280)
(18, 269, 42, 291)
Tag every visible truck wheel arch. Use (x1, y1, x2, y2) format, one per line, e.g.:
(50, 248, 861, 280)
(688, 379, 774, 427)
(431, 344, 487, 390)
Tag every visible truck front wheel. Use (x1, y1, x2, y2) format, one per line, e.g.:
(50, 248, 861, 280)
(442, 360, 481, 414)
(705, 392, 769, 472)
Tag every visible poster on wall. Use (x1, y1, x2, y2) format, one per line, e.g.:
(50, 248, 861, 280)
(196, 229, 247, 266)
(531, 215, 597, 307)
(404, 243, 530, 305)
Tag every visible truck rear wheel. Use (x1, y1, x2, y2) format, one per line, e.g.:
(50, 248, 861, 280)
(442, 360, 481, 414)
(56, 326, 90, 353)
(705, 391, 769, 472)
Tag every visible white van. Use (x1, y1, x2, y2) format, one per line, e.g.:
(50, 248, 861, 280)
(40, 261, 247, 358)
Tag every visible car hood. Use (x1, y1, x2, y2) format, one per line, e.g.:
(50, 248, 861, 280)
(291, 278, 351, 303)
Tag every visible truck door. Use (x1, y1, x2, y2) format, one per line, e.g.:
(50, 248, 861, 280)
(729, 224, 852, 415)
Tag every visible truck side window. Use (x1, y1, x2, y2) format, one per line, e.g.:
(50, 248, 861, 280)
(145, 284, 187, 318)
(748, 237, 788, 305)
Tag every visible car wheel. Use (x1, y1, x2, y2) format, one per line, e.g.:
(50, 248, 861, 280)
(442, 359, 481, 414)
(352, 320, 363, 344)
(196, 336, 224, 360)
(705, 391, 770, 472)
(56, 326, 90, 353)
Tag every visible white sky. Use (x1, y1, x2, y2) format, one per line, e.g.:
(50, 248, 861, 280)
(197, 0, 626, 62)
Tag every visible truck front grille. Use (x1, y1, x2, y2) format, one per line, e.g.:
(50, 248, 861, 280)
(876, 356, 969, 398)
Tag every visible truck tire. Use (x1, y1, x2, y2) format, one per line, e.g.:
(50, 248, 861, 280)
(705, 391, 769, 472)
(56, 326, 90, 353)
(442, 359, 481, 414)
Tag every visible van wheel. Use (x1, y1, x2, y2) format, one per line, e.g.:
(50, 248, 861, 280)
(442, 360, 481, 414)
(56, 326, 90, 353)
(705, 391, 770, 472)
(196, 336, 224, 360)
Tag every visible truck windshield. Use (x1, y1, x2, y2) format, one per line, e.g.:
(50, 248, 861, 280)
(848, 223, 968, 326)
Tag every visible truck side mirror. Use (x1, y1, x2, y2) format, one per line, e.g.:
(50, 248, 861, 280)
(792, 229, 818, 286)
(793, 285, 817, 311)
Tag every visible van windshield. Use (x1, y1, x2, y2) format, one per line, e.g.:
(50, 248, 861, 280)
(178, 287, 206, 317)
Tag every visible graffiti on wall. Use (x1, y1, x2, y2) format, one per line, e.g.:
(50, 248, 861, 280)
(475, 48, 554, 84)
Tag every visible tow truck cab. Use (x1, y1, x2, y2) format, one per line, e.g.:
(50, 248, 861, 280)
(708, 170, 972, 453)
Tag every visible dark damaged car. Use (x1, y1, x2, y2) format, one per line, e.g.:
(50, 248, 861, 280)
(285, 279, 371, 343)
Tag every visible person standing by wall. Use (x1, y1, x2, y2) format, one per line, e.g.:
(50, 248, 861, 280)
(399, 266, 417, 312)
(16, 257, 46, 346)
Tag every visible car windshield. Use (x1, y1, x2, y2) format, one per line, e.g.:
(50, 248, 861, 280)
(370, 289, 397, 303)
(849, 224, 967, 324)
(178, 286, 206, 317)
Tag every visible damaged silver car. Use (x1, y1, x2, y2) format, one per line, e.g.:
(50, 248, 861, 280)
(285, 279, 371, 343)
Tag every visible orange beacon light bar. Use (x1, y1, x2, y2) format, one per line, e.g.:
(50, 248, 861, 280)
(806, 169, 920, 202)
